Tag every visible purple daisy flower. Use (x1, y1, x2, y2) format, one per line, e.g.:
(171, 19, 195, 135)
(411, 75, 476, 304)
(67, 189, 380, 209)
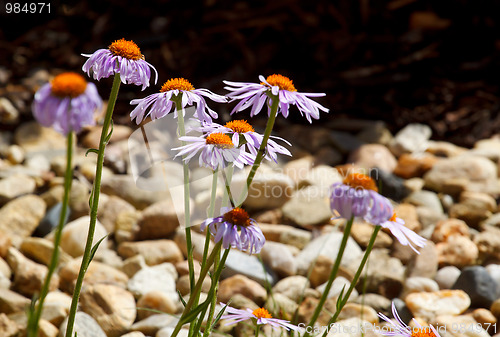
(381, 213, 426, 254)
(378, 302, 441, 337)
(129, 77, 226, 124)
(82, 38, 157, 90)
(201, 207, 265, 254)
(220, 304, 299, 331)
(330, 173, 393, 225)
(196, 119, 291, 168)
(32, 72, 102, 135)
(173, 132, 241, 170)
(224, 74, 329, 123)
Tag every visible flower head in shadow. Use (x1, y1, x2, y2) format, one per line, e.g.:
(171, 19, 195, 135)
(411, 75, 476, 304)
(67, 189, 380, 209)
(32, 72, 102, 135)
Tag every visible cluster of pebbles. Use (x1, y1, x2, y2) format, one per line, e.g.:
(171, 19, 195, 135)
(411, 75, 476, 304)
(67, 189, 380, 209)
(2, 72, 500, 337)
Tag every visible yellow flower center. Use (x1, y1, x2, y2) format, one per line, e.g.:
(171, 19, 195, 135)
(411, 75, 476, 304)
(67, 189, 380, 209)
(108, 38, 143, 60)
(343, 173, 378, 192)
(252, 308, 272, 319)
(160, 78, 195, 92)
(224, 120, 255, 133)
(205, 133, 234, 149)
(223, 207, 251, 227)
(263, 74, 297, 92)
(50, 72, 87, 98)
(411, 328, 437, 337)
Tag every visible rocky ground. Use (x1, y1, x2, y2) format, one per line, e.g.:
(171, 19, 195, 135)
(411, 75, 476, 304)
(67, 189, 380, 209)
(2, 72, 500, 337)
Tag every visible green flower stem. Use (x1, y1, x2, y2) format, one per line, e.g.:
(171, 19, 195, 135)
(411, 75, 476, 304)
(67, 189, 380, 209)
(170, 241, 223, 337)
(200, 248, 230, 337)
(172, 96, 195, 294)
(320, 226, 381, 337)
(305, 216, 354, 335)
(27, 131, 74, 337)
(207, 170, 218, 218)
(200, 169, 218, 273)
(255, 324, 260, 337)
(221, 169, 235, 208)
(221, 166, 234, 208)
(64, 74, 121, 337)
(198, 170, 234, 337)
(237, 94, 279, 207)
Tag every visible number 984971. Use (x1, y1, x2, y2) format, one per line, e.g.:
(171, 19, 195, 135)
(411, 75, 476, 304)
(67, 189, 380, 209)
(5, 3, 51, 14)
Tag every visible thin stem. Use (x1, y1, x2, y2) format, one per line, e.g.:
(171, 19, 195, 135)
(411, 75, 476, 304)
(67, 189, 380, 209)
(170, 242, 223, 337)
(207, 170, 218, 218)
(320, 226, 381, 337)
(27, 131, 74, 337)
(255, 323, 260, 337)
(221, 166, 234, 208)
(305, 216, 354, 334)
(193, 247, 230, 337)
(237, 94, 279, 207)
(201, 246, 223, 337)
(200, 169, 218, 273)
(221, 169, 235, 208)
(173, 96, 195, 295)
(64, 74, 121, 337)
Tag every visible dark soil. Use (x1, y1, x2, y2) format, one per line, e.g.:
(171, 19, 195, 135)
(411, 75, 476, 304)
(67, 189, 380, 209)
(1, 0, 500, 147)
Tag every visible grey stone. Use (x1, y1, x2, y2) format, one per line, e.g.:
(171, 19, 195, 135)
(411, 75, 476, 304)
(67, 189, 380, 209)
(392, 298, 413, 324)
(130, 314, 178, 336)
(352, 249, 405, 299)
(127, 263, 178, 300)
(221, 249, 277, 286)
(404, 190, 444, 215)
(452, 266, 497, 308)
(424, 155, 497, 193)
(389, 123, 432, 156)
(400, 277, 439, 300)
(435, 266, 461, 290)
(0, 194, 46, 246)
(59, 311, 106, 337)
(296, 231, 362, 275)
(34, 202, 70, 238)
(0, 174, 36, 204)
(370, 169, 411, 202)
(260, 241, 297, 277)
(282, 185, 332, 227)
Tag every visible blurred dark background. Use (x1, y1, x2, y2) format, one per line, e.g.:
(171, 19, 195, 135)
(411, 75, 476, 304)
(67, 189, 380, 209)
(1, 0, 500, 147)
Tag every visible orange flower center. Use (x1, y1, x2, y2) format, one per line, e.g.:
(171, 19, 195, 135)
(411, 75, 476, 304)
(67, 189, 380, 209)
(224, 120, 255, 133)
(223, 207, 251, 227)
(343, 173, 378, 192)
(108, 38, 143, 60)
(50, 72, 87, 98)
(389, 212, 397, 222)
(160, 78, 195, 92)
(263, 74, 297, 92)
(411, 328, 438, 337)
(252, 308, 272, 319)
(205, 133, 234, 149)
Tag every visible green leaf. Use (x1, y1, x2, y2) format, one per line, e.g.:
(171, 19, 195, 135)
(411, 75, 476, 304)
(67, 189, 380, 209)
(178, 291, 187, 307)
(210, 301, 229, 331)
(336, 285, 346, 312)
(136, 307, 178, 317)
(85, 148, 99, 157)
(180, 300, 210, 325)
(87, 235, 108, 267)
(104, 120, 114, 144)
